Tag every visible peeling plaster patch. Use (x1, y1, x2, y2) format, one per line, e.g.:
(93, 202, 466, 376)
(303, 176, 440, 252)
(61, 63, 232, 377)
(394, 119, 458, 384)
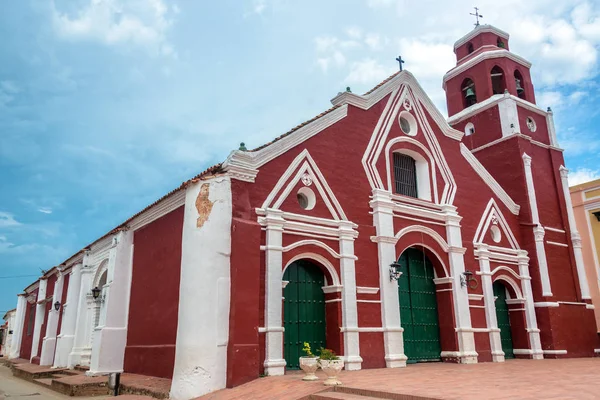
(196, 184, 215, 228)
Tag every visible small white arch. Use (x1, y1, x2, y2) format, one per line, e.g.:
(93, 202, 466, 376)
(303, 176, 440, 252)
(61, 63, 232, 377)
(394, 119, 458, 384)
(282, 240, 342, 259)
(395, 225, 449, 253)
(384, 136, 439, 203)
(397, 242, 450, 278)
(92, 259, 109, 288)
(284, 252, 341, 287)
(492, 270, 524, 300)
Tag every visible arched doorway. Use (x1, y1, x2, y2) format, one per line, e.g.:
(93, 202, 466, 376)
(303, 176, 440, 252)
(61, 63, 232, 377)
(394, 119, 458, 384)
(493, 281, 514, 359)
(283, 260, 326, 370)
(397, 248, 441, 363)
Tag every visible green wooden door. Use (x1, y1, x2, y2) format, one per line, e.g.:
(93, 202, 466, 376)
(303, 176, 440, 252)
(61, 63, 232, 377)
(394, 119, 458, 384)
(398, 248, 441, 363)
(283, 260, 326, 370)
(493, 281, 514, 359)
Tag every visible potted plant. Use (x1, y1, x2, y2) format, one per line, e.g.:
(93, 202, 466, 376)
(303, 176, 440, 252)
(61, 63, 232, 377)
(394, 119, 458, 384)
(317, 348, 343, 386)
(299, 342, 319, 381)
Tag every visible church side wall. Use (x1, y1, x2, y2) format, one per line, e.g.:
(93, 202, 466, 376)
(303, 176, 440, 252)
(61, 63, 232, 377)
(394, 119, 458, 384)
(123, 206, 184, 379)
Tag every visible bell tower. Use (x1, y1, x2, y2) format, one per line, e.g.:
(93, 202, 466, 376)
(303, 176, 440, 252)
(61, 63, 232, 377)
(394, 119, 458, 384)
(442, 25, 557, 151)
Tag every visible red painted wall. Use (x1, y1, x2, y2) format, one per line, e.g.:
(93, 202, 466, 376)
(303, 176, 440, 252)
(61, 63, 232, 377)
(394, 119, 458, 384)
(123, 206, 184, 379)
(19, 288, 38, 360)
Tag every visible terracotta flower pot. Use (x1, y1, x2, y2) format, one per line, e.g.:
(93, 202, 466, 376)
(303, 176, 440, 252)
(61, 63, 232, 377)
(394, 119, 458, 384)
(318, 359, 344, 386)
(299, 356, 319, 381)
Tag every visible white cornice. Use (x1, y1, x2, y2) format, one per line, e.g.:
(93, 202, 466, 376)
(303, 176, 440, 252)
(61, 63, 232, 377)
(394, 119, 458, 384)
(469, 133, 564, 154)
(128, 189, 186, 232)
(447, 93, 548, 126)
(454, 25, 510, 50)
(460, 143, 520, 215)
(443, 50, 532, 89)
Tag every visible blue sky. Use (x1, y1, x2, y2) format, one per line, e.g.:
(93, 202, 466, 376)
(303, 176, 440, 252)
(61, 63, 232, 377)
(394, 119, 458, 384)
(1, 0, 599, 314)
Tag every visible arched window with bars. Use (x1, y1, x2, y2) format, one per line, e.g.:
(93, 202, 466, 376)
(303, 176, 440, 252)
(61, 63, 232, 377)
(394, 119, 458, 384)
(514, 70, 526, 100)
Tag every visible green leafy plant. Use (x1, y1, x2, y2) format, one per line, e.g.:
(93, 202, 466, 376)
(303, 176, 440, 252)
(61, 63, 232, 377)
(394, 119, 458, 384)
(317, 347, 339, 361)
(302, 342, 315, 358)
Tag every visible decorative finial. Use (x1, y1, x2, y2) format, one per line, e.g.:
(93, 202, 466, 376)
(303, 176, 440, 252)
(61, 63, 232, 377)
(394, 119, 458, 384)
(547, 107, 552, 112)
(346, 86, 352, 93)
(395, 55, 405, 71)
(239, 142, 247, 151)
(470, 7, 483, 27)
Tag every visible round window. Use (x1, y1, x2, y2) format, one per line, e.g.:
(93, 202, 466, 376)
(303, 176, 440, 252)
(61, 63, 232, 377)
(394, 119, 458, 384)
(490, 225, 502, 243)
(296, 187, 316, 210)
(526, 117, 537, 132)
(398, 111, 418, 136)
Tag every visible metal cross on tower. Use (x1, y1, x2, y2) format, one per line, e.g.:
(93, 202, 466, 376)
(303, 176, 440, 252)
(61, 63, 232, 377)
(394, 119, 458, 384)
(396, 56, 405, 71)
(470, 7, 483, 26)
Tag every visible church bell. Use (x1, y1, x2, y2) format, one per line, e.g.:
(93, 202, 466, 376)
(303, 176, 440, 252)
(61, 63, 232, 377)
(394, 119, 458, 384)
(515, 78, 524, 95)
(465, 87, 476, 100)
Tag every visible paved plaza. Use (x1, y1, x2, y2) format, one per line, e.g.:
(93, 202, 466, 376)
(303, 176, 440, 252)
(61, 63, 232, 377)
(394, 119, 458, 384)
(199, 358, 600, 400)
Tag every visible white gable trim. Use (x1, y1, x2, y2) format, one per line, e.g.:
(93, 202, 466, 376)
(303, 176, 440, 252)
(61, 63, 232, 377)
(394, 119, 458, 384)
(474, 198, 520, 249)
(460, 144, 520, 215)
(262, 149, 348, 221)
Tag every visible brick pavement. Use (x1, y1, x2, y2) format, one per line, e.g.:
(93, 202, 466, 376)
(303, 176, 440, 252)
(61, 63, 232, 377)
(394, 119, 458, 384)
(198, 358, 600, 400)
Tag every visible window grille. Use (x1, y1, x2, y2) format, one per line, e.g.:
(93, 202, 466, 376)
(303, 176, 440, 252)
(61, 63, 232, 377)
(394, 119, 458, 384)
(394, 153, 418, 198)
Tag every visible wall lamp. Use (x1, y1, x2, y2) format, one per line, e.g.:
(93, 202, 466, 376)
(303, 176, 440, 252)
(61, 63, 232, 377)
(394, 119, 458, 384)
(389, 261, 402, 282)
(54, 301, 61, 311)
(91, 286, 101, 300)
(461, 270, 478, 289)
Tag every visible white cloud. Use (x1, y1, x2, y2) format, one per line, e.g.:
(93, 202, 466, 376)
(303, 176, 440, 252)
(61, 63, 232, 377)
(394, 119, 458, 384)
(38, 208, 53, 214)
(346, 27, 363, 40)
(253, 0, 267, 15)
(52, 0, 176, 57)
(366, 0, 395, 7)
(536, 91, 563, 109)
(568, 167, 600, 186)
(345, 58, 395, 85)
(0, 212, 22, 228)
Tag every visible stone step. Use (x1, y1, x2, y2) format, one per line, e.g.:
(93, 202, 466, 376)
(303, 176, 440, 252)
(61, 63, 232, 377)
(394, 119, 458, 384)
(33, 378, 54, 387)
(311, 392, 383, 400)
(74, 365, 90, 372)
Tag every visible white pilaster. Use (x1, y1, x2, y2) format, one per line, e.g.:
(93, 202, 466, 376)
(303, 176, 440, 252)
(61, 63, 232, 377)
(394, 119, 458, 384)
(559, 166, 591, 300)
(40, 272, 64, 365)
(518, 253, 543, 359)
(170, 177, 232, 400)
(54, 264, 82, 367)
(9, 294, 27, 359)
(498, 94, 521, 138)
(30, 278, 48, 361)
(522, 153, 552, 296)
(477, 245, 504, 362)
(546, 108, 559, 147)
(88, 230, 134, 376)
(263, 209, 286, 376)
(338, 221, 362, 371)
(69, 254, 94, 368)
(371, 189, 406, 368)
(442, 205, 477, 363)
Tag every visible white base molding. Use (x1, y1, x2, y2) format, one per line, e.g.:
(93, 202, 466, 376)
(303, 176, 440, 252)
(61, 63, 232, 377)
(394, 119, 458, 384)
(543, 350, 567, 355)
(264, 359, 286, 376)
(384, 354, 407, 368)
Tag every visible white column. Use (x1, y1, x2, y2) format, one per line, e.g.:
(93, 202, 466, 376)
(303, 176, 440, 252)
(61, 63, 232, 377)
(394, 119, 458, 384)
(442, 205, 477, 364)
(559, 166, 591, 300)
(262, 209, 286, 376)
(88, 230, 134, 376)
(371, 189, 406, 368)
(171, 177, 232, 400)
(9, 294, 27, 359)
(518, 253, 543, 359)
(338, 221, 362, 371)
(477, 245, 503, 362)
(69, 254, 94, 368)
(30, 278, 48, 361)
(40, 272, 64, 365)
(54, 264, 82, 368)
(522, 153, 552, 296)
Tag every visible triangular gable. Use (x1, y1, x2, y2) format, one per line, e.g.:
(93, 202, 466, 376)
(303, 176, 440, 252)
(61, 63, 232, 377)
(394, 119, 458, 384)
(261, 149, 347, 221)
(361, 81, 457, 204)
(473, 198, 519, 249)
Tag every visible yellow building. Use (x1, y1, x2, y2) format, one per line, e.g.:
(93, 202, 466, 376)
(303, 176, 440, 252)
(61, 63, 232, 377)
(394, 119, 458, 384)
(571, 178, 600, 332)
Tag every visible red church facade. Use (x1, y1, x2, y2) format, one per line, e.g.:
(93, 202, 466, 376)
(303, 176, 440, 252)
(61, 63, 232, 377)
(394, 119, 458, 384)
(7, 24, 599, 400)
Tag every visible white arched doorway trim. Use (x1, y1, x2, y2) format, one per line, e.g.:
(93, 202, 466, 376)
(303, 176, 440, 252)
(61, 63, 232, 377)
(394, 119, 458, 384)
(395, 225, 449, 253)
(384, 136, 438, 202)
(284, 252, 341, 288)
(282, 240, 343, 260)
(397, 242, 450, 278)
(92, 259, 109, 288)
(491, 267, 524, 300)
